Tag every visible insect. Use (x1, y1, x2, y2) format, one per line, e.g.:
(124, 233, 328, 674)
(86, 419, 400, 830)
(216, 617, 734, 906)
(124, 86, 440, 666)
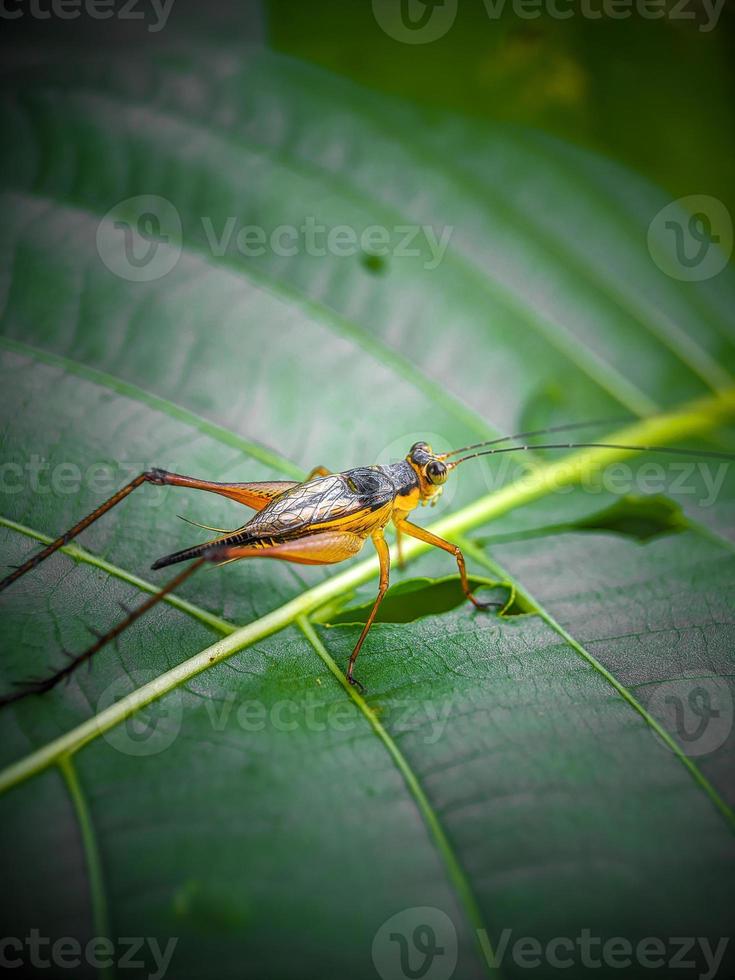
(2, 419, 734, 703)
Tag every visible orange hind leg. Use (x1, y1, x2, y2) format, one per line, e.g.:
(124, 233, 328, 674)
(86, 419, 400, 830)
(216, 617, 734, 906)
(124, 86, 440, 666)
(208, 530, 366, 565)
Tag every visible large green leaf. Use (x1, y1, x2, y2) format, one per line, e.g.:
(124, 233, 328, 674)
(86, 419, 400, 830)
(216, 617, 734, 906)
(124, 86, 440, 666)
(1, 41, 735, 980)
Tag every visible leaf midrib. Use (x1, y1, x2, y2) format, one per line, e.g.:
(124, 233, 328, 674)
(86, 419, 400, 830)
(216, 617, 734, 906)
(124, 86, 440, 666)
(296, 616, 499, 978)
(4, 391, 735, 980)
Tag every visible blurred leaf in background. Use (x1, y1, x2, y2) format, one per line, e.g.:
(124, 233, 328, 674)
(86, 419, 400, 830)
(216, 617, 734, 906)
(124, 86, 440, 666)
(268, 0, 735, 216)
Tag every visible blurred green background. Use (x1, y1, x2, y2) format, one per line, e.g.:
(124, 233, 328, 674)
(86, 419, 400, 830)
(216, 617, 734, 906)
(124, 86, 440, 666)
(268, 0, 735, 216)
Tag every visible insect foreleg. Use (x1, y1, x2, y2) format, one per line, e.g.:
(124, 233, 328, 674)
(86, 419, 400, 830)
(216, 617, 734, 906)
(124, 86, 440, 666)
(395, 519, 495, 610)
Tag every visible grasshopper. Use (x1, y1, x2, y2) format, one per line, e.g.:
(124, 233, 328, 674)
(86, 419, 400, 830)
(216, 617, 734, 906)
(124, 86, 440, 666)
(1, 419, 733, 701)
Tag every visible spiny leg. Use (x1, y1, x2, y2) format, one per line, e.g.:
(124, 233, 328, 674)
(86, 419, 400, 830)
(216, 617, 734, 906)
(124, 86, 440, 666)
(0, 471, 149, 593)
(1, 557, 206, 707)
(395, 519, 495, 610)
(0, 468, 298, 593)
(346, 533, 390, 693)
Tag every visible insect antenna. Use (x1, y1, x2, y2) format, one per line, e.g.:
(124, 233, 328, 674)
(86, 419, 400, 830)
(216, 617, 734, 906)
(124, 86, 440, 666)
(449, 442, 735, 467)
(440, 417, 633, 458)
(177, 515, 234, 534)
(0, 556, 207, 708)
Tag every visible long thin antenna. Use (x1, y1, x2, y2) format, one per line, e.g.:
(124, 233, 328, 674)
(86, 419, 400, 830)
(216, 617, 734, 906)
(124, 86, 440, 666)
(450, 442, 735, 467)
(440, 417, 632, 458)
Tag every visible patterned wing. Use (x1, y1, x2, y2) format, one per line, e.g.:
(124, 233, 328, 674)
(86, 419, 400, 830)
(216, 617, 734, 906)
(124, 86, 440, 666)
(244, 467, 398, 539)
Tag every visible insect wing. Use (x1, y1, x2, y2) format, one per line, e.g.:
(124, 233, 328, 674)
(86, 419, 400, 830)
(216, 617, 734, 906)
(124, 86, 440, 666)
(246, 467, 398, 538)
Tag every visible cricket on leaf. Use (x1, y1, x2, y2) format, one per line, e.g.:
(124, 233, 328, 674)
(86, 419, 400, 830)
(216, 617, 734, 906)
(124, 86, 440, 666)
(2, 418, 734, 701)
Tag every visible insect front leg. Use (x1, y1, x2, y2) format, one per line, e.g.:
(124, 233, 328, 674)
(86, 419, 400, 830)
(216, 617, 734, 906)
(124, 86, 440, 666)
(394, 519, 495, 610)
(304, 465, 331, 480)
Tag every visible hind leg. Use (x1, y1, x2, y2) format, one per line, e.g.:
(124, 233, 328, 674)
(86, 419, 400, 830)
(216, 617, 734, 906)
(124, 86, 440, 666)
(207, 530, 366, 565)
(0, 469, 306, 593)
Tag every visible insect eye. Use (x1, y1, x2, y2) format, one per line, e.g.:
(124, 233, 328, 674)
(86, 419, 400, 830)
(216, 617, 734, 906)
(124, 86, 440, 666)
(410, 442, 430, 456)
(425, 461, 447, 485)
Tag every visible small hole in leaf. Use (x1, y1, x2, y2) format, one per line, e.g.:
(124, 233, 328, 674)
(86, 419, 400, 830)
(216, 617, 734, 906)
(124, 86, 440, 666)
(362, 252, 387, 275)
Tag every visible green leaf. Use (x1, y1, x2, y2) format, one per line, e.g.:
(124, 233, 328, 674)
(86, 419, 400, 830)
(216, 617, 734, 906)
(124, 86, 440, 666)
(1, 42, 735, 980)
